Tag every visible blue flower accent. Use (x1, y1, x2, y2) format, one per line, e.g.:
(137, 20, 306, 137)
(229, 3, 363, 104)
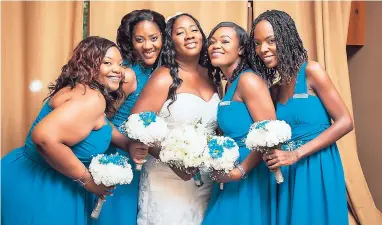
(281, 140, 305, 151)
(222, 139, 236, 149)
(254, 120, 270, 129)
(139, 111, 157, 127)
(208, 139, 224, 159)
(99, 154, 129, 167)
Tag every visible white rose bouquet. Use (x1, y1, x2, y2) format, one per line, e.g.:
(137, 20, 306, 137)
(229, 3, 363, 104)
(159, 119, 209, 186)
(245, 120, 292, 184)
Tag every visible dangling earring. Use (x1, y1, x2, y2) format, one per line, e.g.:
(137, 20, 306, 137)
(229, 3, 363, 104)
(221, 70, 227, 81)
(238, 46, 244, 56)
(272, 71, 281, 86)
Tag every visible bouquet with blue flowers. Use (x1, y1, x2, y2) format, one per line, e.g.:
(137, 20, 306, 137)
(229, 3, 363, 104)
(202, 136, 240, 190)
(121, 111, 169, 170)
(89, 153, 133, 219)
(245, 120, 292, 184)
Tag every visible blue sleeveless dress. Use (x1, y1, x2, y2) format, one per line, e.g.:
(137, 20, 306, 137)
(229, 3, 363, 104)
(202, 70, 273, 225)
(1, 101, 112, 225)
(96, 62, 153, 225)
(274, 62, 348, 225)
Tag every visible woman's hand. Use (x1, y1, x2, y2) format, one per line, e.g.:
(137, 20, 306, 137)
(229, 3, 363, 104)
(128, 141, 149, 164)
(148, 145, 161, 159)
(212, 168, 242, 183)
(170, 166, 199, 181)
(83, 177, 115, 199)
(264, 149, 298, 170)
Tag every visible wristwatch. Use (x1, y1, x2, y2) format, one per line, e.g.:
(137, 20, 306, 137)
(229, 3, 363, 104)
(236, 164, 247, 179)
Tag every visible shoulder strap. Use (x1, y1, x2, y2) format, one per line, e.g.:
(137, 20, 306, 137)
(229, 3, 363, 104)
(294, 62, 308, 95)
(224, 69, 252, 101)
(123, 59, 130, 67)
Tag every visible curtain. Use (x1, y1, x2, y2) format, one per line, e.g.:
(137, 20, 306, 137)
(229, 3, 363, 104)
(89, 1, 248, 102)
(1, 1, 83, 155)
(89, 1, 248, 42)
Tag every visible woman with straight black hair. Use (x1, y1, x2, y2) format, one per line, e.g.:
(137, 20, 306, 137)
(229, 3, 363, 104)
(97, 9, 166, 225)
(202, 21, 276, 225)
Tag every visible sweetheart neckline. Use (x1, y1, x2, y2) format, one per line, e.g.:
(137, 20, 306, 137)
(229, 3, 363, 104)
(173, 92, 219, 103)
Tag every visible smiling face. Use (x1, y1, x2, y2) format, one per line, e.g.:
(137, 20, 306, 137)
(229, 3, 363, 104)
(171, 15, 203, 58)
(132, 20, 163, 67)
(208, 26, 242, 68)
(253, 20, 278, 69)
(97, 47, 124, 91)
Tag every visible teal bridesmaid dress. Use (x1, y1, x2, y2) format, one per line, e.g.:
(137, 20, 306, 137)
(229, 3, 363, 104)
(1, 101, 112, 225)
(202, 70, 273, 225)
(95, 62, 153, 225)
(274, 62, 348, 225)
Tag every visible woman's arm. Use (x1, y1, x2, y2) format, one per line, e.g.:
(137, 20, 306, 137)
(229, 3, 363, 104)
(32, 89, 113, 196)
(237, 72, 276, 174)
(266, 61, 353, 169)
(129, 67, 172, 162)
(110, 124, 149, 163)
(216, 72, 276, 182)
(298, 61, 353, 157)
(110, 123, 130, 150)
(131, 68, 200, 180)
(131, 67, 172, 113)
(108, 68, 150, 160)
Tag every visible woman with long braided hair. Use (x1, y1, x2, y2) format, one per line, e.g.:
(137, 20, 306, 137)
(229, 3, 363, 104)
(129, 13, 219, 225)
(249, 10, 352, 225)
(202, 22, 276, 225)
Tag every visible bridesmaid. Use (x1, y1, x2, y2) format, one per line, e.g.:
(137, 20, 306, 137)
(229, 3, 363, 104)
(249, 10, 353, 225)
(1, 36, 129, 225)
(97, 9, 166, 225)
(202, 22, 276, 225)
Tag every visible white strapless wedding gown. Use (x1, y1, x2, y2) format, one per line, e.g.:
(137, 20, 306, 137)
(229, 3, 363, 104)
(137, 93, 220, 225)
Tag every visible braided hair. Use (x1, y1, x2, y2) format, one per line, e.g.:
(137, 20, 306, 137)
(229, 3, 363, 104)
(161, 13, 210, 108)
(207, 22, 250, 87)
(248, 10, 308, 85)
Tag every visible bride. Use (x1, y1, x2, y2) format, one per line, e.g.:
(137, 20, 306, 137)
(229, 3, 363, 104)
(129, 13, 220, 225)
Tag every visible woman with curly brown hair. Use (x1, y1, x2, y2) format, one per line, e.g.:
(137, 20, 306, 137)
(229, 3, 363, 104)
(1, 36, 132, 225)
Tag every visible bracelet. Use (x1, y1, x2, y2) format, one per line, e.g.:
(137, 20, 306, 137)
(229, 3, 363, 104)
(236, 164, 247, 179)
(74, 169, 92, 186)
(292, 148, 303, 162)
(291, 151, 298, 162)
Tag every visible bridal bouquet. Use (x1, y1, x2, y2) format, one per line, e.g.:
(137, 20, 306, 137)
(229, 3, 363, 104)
(121, 111, 169, 170)
(245, 120, 292, 184)
(89, 153, 133, 219)
(159, 119, 209, 186)
(202, 136, 240, 190)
